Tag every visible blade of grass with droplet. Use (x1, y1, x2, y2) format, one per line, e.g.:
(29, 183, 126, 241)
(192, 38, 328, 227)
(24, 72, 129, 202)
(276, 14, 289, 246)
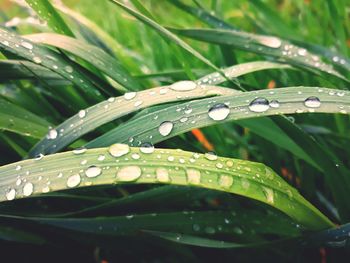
(25, 33, 141, 91)
(28, 61, 286, 156)
(0, 146, 333, 229)
(169, 0, 349, 81)
(169, 27, 347, 82)
(91, 86, 350, 219)
(24, 0, 74, 36)
(0, 97, 51, 139)
(53, 1, 144, 70)
(0, 27, 103, 102)
(0, 209, 301, 248)
(0, 59, 66, 84)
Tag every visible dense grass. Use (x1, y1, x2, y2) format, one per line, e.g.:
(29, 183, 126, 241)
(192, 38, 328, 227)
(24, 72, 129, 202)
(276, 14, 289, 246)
(0, 0, 349, 262)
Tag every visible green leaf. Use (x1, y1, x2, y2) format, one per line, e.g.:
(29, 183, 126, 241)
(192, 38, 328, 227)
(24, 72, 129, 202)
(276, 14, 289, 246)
(25, 0, 74, 36)
(28, 61, 287, 156)
(0, 146, 333, 229)
(0, 97, 51, 139)
(170, 27, 347, 82)
(25, 33, 141, 91)
(0, 27, 103, 103)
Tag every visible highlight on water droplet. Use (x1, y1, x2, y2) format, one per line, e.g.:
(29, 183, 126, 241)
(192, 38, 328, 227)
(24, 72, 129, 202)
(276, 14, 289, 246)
(85, 165, 102, 178)
(158, 121, 173, 136)
(208, 103, 230, 121)
(140, 142, 155, 154)
(257, 36, 282, 48)
(262, 187, 274, 204)
(67, 174, 81, 188)
(205, 152, 218, 161)
(304, 96, 321, 108)
(73, 147, 87, 155)
(116, 166, 142, 182)
(269, 100, 280, 108)
(124, 92, 136, 100)
(6, 188, 16, 201)
(78, 110, 86, 118)
(248, 98, 270, 113)
(219, 175, 233, 188)
(169, 80, 197, 91)
(47, 128, 58, 140)
(186, 169, 201, 184)
(156, 168, 170, 182)
(109, 144, 130, 157)
(23, 182, 34, 196)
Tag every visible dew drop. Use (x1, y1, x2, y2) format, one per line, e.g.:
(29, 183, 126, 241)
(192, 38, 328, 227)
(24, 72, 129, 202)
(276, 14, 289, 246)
(169, 80, 197, 91)
(158, 121, 173, 136)
(205, 152, 217, 161)
(23, 182, 34, 196)
(248, 98, 270, 113)
(258, 36, 282, 48)
(32, 152, 44, 161)
(131, 153, 140, 160)
(124, 92, 136, 100)
(297, 48, 307, 56)
(117, 166, 142, 181)
(64, 65, 73, 73)
(73, 147, 87, 155)
(269, 100, 280, 108)
(156, 168, 170, 182)
(85, 165, 102, 178)
(47, 128, 58, 140)
(6, 189, 16, 201)
(219, 175, 233, 188)
(262, 187, 274, 204)
(109, 144, 130, 157)
(33, 56, 42, 64)
(78, 110, 86, 118)
(186, 169, 201, 184)
(208, 103, 230, 121)
(304, 96, 321, 108)
(140, 143, 155, 154)
(21, 41, 33, 50)
(67, 174, 81, 188)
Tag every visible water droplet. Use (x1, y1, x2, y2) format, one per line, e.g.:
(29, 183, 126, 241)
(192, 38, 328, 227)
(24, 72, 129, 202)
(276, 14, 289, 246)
(73, 147, 87, 154)
(262, 187, 274, 204)
(140, 143, 154, 154)
(297, 49, 307, 56)
(23, 182, 34, 196)
(186, 169, 201, 184)
(248, 98, 270, 113)
(156, 168, 170, 182)
(219, 175, 233, 188)
(124, 92, 136, 100)
(85, 165, 102, 178)
(193, 224, 200, 231)
(233, 227, 243, 234)
(21, 41, 33, 50)
(208, 103, 230, 121)
(15, 165, 21, 171)
(158, 121, 173, 136)
(131, 153, 140, 160)
(117, 166, 142, 181)
(258, 36, 282, 48)
(34, 153, 44, 160)
(67, 174, 81, 188)
(98, 155, 105, 161)
(33, 56, 42, 64)
(205, 152, 217, 161)
(78, 110, 86, 118)
(64, 65, 73, 73)
(47, 128, 58, 139)
(109, 144, 130, 157)
(269, 100, 280, 108)
(42, 186, 50, 193)
(169, 80, 197, 91)
(6, 189, 16, 200)
(304, 96, 321, 108)
(204, 226, 216, 234)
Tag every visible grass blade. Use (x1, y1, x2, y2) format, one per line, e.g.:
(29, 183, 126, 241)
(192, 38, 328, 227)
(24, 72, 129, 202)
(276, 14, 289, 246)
(25, 0, 74, 36)
(0, 146, 333, 229)
(25, 33, 141, 91)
